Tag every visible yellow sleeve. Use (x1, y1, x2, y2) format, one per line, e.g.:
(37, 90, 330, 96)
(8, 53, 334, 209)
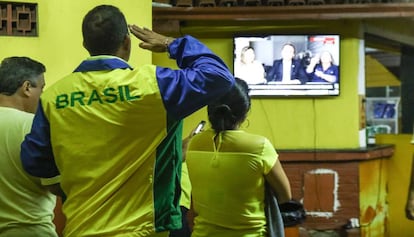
(262, 138, 278, 175)
(180, 162, 192, 209)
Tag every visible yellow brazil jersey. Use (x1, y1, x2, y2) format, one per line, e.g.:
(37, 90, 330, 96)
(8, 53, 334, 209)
(41, 59, 183, 236)
(21, 35, 235, 237)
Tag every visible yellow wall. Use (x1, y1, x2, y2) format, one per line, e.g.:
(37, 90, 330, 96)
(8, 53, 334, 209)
(0, 0, 152, 86)
(376, 134, 414, 237)
(359, 158, 388, 236)
(154, 20, 364, 149)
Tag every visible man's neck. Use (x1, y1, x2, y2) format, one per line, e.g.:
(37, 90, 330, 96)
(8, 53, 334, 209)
(0, 95, 24, 111)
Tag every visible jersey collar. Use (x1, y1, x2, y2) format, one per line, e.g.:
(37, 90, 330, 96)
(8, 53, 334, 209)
(74, 56, 133, 72)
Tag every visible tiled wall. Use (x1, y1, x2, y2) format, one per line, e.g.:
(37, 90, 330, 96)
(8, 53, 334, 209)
(0, 2, 37, 36)
(283, 161, 360, 231)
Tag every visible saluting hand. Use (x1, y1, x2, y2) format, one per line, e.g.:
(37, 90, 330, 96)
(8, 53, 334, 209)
(128, 24, 175, 53)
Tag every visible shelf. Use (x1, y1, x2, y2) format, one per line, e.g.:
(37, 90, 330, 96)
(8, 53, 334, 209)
(366, 97, 400, 138)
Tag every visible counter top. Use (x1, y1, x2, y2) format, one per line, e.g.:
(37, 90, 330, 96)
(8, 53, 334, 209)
(278, 144, 394, 162)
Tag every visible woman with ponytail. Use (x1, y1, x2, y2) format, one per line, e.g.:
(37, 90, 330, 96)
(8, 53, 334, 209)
(186, 78, 292, 237)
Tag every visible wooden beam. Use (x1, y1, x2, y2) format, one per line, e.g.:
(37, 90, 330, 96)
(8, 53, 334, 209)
(152, 19, 180, 36)
(153, 3, 414, 21)
(278, 144, 395, 162)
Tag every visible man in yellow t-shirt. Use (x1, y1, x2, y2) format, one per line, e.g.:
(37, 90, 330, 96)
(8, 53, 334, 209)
(0, 57, 59, 237)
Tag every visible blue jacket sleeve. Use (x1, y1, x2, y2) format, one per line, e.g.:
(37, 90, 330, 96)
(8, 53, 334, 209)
(156, 35, 235, 120)
(21, 101, 60, 178)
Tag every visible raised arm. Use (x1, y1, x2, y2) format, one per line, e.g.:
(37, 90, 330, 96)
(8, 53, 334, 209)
(306, 56, 319, 74)
(128, 25, 174, 53)
(129, 25, 235, 120)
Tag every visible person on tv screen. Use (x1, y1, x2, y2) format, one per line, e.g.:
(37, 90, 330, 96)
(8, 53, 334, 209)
(306, 51, 339, 83)
(234, 46, 267, 85)
(266, 43, 308, 84)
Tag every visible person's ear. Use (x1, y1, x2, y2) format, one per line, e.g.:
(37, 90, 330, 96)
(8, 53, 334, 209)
(21, 80, 32, 97)
(121, 34, 131, 61)
(123, 34, 131, 52)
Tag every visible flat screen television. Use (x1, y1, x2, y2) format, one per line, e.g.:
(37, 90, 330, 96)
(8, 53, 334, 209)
(233, 34, 340, 97)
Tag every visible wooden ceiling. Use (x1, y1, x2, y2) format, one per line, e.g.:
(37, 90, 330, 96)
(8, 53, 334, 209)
(153, 3, 414, 21)
(153, 3, 414, 79)
(153, 3, 414, 47)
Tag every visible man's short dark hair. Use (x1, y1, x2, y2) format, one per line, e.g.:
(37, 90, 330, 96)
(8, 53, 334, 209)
(82, 5, 128, 56)
(0, 57, 45, 96)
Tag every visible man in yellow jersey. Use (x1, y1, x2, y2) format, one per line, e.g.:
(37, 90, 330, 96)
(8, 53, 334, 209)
(21, 4, 234, 237)
(0, 57, 59, 237)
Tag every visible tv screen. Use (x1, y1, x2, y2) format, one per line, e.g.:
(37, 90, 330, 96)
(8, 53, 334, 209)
(233, 34, 340, 97)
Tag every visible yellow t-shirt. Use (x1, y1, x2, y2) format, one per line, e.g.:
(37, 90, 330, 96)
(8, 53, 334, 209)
(0, 107, 57, 236)
(186, 129, 278, 237)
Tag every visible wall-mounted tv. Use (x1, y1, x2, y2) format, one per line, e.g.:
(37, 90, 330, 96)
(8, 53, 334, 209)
(233, 34, 340, 97)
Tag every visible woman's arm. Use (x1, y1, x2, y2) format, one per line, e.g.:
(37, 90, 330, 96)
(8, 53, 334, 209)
(265, 159, 292, 204)
(306, 56, 318, 74)
(315, 70, 337, 83)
